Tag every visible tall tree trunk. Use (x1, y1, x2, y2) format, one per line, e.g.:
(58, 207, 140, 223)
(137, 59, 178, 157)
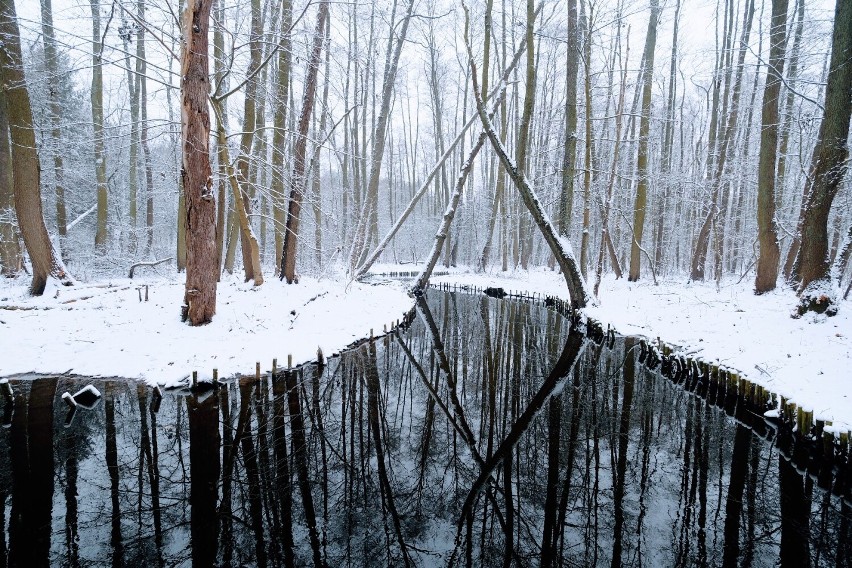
(121, 17, 140, 252)
(271, 0, 293, 275)
(559, 0, 579, 238)
(754, 0, 789, 293)
(138, 0, 155, 255)
(91, 0, 108, 253)
(281, 1, 329, 283)
(516, 0, 536, 270)
(792, 0, 852, 295)
(779, 0, 806, 280)
(628, 0, 660, 281)
(655, 0, 681, 270)
(579, 0, 594, 280)
(0, 86, 21, 276)
(235, 0, 263, 283)
(40, 0, 67, 257)
(0, 0, 70, 294)
(181, 0, 218, 324)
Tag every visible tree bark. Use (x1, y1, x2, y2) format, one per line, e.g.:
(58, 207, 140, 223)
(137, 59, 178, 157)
(754, 0, 789, 293)
(181, 0, 218, 325)
(0, 0, 70, 294)
(281, 1, 329, 283)
(792, 0, 852, 295)
(40, 0, 67, 257)
(559, 0, 579, 238)
(0, 85, 20, 277)
(91, 0, 108, 253)
(271, 0, 293, 274)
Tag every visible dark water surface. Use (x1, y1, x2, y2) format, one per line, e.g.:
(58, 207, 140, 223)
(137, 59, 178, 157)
(1, 291, 850, 567)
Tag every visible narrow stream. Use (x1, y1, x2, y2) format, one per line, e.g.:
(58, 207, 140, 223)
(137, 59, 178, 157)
(0, 291, 849, 567)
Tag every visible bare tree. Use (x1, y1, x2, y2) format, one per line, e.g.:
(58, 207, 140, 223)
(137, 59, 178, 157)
(181, 0, 218, 324)
(628, 0, 660, 281)
(754, 0, 789, 293)
(280, 1, 330, 283)
(91, 0, 108, 253)
(0, 0, 71, 294)
(792, 0, 852, 300)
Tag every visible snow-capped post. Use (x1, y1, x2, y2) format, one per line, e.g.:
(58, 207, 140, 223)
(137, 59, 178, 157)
(61, 391, 77, 409)
(0, 379, 12, 402)
(463, 6, 592, 310)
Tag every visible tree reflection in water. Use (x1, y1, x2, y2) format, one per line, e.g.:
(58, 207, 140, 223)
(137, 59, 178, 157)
(0, 291, 850, 567)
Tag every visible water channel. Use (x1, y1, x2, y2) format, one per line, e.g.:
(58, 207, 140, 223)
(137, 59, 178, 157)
(0, 290, 850, 567)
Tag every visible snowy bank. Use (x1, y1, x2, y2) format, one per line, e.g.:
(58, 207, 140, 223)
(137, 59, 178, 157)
(430, 268, 852, 432)
(0, 275, 413, 388)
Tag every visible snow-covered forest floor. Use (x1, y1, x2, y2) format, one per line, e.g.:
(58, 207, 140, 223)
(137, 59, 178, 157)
(1, 266, 849, 431)
(429, 268, 852, 433)
(0, 273, 412, 388)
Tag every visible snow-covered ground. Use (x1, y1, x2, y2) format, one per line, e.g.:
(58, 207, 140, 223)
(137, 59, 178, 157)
(0, 273, 413, 388)
(429, 267, 852, 433)
(2, 264, 849, 432)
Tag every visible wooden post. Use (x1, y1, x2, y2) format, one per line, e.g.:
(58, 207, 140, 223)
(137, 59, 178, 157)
(317, 347, 324, 366)
(213, 368, 219, 383)
(192, 371, 198, 389)
(145, 285, 149, 301)
(272, 359, 277, 376)
(255, 362, 261, 381)
(0, 379, 12, 402)
(288, 354, 293, 368)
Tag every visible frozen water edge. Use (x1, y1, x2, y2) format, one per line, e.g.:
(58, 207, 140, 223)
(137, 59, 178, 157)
(429, 267, 852, 433)
(0, 273, 414, 389)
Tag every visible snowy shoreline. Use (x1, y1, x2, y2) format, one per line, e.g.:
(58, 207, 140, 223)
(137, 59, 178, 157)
(2, 266, 850, 433)
(427, 267, 852, 434)
(0, 274, 415, 389)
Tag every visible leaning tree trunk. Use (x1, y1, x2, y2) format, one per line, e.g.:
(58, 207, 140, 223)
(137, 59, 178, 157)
(628, 0, 659, 281)
(181, 0, 218, 325)
(281, 0, 329, 284)
(793, 0, 852, 297)
(0, 0, 71, 295)
(466, 14, 591, 308)
(754, 0, 789, 293)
